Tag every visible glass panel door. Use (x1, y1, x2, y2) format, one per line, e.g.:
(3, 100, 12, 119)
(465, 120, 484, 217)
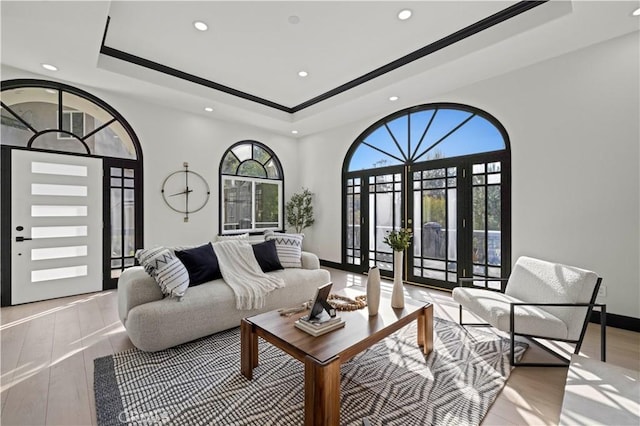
(471, 161, 504, 288)
(408, 166, 458, 286)
(367, 172, 403, 276)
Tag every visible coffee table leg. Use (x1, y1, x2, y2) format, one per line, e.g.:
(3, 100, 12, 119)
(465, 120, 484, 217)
(304, 355, 340, 426)
(241, 319, 258, 379)
(417, 304, 434, 355)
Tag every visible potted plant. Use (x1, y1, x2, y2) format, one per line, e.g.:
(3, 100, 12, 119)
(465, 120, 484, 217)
(383, 228, 413, 308)
(286, 188, 315, 234)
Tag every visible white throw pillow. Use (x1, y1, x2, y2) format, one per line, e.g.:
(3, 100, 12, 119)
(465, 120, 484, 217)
(265, 233, 304, 268)
(135, 247, 189, 298)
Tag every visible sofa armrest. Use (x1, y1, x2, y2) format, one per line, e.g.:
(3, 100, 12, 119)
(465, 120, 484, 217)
(301, 251, 320, 270)
(117, 266, 163, 324)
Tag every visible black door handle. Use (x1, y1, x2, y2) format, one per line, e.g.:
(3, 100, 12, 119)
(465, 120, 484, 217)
(16, 236, 32, 242)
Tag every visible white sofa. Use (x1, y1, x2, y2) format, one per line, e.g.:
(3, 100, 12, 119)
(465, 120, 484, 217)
(118, 251, 330, 351)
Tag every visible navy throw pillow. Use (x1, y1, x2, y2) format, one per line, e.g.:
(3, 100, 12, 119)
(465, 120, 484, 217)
(252, 240, 284, 273)
(175, 242, 222, 287)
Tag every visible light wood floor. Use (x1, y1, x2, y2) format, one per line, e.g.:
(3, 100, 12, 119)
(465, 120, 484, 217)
(1, 267, 638, 425)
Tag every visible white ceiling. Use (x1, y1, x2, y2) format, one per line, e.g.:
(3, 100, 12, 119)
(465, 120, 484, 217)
(1, 1, 639, 137)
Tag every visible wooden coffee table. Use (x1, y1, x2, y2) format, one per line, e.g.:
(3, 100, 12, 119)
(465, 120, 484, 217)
(240, 288, 433, 426)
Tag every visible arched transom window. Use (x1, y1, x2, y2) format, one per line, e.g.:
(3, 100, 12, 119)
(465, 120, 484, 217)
(219, 141, 283, 234)
(347, 105, 506, 171)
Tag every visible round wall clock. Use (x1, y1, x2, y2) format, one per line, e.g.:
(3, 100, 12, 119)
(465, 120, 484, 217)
(161, 162, 210, 222)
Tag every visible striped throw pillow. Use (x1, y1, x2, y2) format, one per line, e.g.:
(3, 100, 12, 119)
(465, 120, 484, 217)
(135, 247, 190, 298)
(265, 233, 304, 268)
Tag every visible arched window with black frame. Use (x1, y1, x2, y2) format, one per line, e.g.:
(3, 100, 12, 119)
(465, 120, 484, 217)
(219, 140, 284, 234)
(343, 103, 511, 290)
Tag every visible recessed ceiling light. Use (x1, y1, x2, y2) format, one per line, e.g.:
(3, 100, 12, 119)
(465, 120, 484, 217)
(193, 21, 208, 31)
(41, 63, 58, 71)
(398, 9, 412, 21)
(204, 107, 213, 112)
(298, 71, 308, 77)
(632, 7, 640, 16)
(291, 130, 299, 134)
(389, 96, 399, 102)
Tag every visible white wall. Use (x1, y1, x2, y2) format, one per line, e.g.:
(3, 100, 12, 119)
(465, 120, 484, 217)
(1, 66, 300, 248)
(299, 32, 640, 319)
(110, 97, 300, 247)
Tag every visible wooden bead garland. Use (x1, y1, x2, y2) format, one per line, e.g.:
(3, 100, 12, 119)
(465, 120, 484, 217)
(327, 294, 367, 311)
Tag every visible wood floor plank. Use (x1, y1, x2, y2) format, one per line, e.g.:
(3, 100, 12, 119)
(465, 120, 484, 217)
(46, 353, 92, 426)
(77, 295, 117, 426)
(1, 311, 55, 425)
(1, 268, 638, 426)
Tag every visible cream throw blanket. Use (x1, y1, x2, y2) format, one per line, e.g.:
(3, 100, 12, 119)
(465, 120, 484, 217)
(213, 240, 285, 310)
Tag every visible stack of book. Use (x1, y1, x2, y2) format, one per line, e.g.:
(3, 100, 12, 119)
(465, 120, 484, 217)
(294, 312, 345, 337)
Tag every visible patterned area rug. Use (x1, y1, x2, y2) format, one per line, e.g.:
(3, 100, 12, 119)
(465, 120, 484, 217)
(95, 318, 527, 426)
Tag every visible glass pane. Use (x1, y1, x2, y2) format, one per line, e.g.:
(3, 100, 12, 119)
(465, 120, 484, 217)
(31, 226, 87, 239)
(473, 175, 485, 185)
(32, 161, 87, 176)
(422, 190, 446, 259)
(61, 112, 71, 133)
(353, 193, 360, 251)
(348, 143, 403, 171)
(254, 182, 280, 229)
(32, 183, 87, 197)
(447, 188, 457, 261)
(223, 179, 252, 231)
(253, 145, 271, 164)
(487, 185, 501, 266)
(264, 159, 280, 179)
(232, 144, 252, 162)
(386, 115, 409, 158)
(409, 110, 436, 156)
(93, 121, 136, 159)
(221, 152, 240, 175)
(488, 162, 501, 173)
(473, 186, 486, 264)
(111, 167, 122, 177)
(111, 188, 122, 257)
(375, 192, 393, 252)
(415, 109, 473, 159)
(70, 112, 84, 137)
(363, 125, 403, 161)
(31, 245, 87, 261)
(32, 205, 87, 217)
(62, 91, 113, 128)
(124, 189, 135, 256)
(111, 177, 122, 187)
(32, 265, 87, 283)
(1, 106, 34, 147)
(1, 87, 58, 131)
(424, 115, 505, 159)
(473, 163, 485, 174)
(30, 133, 87, 154)
(124, 169, 134, 178)
(238, 160, 267, 178)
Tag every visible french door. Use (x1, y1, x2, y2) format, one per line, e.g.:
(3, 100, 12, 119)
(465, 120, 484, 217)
(344, 156, 510, 289)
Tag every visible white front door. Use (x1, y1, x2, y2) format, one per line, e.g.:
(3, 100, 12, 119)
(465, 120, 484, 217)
(11, 150, 103, 304)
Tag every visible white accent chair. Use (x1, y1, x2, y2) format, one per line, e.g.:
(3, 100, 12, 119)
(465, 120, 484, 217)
(452, 256, 606, 367)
